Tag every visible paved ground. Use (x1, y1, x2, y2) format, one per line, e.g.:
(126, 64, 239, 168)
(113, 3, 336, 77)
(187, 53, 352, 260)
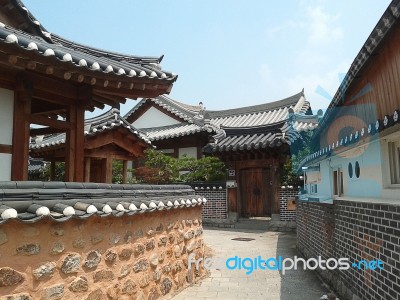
(172, 228, 329, 300)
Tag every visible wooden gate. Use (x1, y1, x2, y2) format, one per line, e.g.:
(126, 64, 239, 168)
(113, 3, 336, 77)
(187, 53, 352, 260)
(239, 168, 272, 217)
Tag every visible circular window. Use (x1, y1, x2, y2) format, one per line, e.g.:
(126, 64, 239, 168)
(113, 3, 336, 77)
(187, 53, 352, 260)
(348, 162, 353, 178)
(355, 161, 361, 178)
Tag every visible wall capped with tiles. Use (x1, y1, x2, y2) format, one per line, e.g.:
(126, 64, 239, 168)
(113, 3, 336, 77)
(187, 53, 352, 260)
(0, 206, 205, 300)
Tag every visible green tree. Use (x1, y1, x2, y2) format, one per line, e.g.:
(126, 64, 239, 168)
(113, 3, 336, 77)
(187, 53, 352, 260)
(134, 149, 227, 184)
(280, 131, 313, 186)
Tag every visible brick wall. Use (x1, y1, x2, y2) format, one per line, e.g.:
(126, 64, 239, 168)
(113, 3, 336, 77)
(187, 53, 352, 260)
(297, 200, 400, 300)
(279, 187, 298, 222)
(191, 183, 227, 220)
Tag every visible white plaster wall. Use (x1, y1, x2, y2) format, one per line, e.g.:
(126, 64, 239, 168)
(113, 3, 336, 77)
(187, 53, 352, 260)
(0, 88, 14, 145)
(0, 88, 14, 181)
(314, 138, 384, 200)
(0, 154, 12, 181)
(132, 107, 181, 128)
(179, 147, 197, 159)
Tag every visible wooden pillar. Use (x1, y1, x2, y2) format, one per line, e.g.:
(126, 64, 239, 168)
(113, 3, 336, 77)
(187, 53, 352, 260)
(65, 104, 85, 182)
(84, 157, 91, 182)
(105, 157, 113, 183)
(11, 77, 31, 181)
(65, 105, 76, 182)
(50, 161, 56, 181)
(74, 105, 84, 182)
(122, 160, 128, 184)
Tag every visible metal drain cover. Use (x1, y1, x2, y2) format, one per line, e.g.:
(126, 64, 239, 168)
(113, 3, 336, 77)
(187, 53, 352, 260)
(231, 237, 255, 242)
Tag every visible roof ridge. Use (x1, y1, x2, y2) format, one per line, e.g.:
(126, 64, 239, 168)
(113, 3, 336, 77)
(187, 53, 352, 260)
(206, 90, 304, 118)
(51, 34, 163, 64)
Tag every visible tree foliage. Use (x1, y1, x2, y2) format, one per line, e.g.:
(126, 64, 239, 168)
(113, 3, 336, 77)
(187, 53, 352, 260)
(135, 149, 226, 184)
(280, 131, 313, 186)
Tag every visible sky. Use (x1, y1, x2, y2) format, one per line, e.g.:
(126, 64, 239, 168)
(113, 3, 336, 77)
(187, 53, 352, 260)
(24, 0, 392, 117)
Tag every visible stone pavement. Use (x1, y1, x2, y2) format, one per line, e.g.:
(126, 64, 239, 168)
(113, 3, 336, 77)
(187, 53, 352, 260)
(172, 228, 330, 300)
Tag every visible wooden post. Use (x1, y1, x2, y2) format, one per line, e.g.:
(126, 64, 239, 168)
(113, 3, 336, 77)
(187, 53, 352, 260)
(74, 105, 85, 182)
(65, 104, 85, 182)
(84, 157, 91, 182)
(122, 160, 128, 184)
(50, 161, 56, 181)
(105, 157, 113, 183)
(65, 105, 76, 182)
(11, 77, 31, 181)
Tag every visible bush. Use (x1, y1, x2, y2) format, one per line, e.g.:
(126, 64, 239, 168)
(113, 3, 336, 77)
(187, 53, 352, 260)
(134, 149, 226, 184)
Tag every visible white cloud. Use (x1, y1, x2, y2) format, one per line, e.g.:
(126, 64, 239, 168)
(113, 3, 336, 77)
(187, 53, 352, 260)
(307, 6, 343, 45)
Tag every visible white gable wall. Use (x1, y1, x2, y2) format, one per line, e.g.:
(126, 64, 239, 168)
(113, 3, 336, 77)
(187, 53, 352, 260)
(179, 147, 197, 159)
(132, 106, 181, 128)
(0, 87, 14, 181)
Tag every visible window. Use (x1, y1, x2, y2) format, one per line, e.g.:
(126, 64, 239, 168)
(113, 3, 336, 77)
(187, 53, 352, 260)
(310, 184, 318, 194)
(333, 168, 344, 196)
(348, 163, 353, 178)
(355, 161, 361, 178)
(388, 141, 400, 184)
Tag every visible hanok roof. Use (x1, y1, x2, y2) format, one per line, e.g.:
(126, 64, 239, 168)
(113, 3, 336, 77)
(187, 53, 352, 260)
(314, 0, 400, 136)
(0, 0, 177, 109)
(206, 91, 318, 152)
(301, 0, 400, 168)
(0, 181, 206, 224)
(30, 108, 151, 152)
(125, 95, 201, 123)
(126, 90, 319, 151)
(143, 123, 215, 141)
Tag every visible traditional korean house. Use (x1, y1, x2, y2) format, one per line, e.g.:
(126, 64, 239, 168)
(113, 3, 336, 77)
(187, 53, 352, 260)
(126, 91, 319, 218)
(0, 2, 210, 299)
(296, 2, 400, 299)
(0, 0, 177, 182)
(124, 95, 215, 159)
(300, 0, 400, 201)
(29, 108, 152, 183)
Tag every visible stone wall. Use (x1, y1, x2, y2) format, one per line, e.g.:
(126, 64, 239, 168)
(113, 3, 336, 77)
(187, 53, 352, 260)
(0, 206, 205, 300)
(297, 200, 400, 300)
(279, 187, 298, 222)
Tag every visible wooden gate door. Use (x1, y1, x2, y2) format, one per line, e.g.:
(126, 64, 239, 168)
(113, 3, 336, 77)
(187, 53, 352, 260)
(240, 168, 271, 217)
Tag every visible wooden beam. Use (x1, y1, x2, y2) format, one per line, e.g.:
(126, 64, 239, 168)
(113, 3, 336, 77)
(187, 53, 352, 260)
(93, 86, 168, 99)
(11, 77, 31, 180)
(85, 130, 144, 157)
(30, 127, 66, 136)
(92, 94, 121, 107)
(29, 114, 72, 129)
(31, 99, 65, 114)
(0, 144, 12, 154)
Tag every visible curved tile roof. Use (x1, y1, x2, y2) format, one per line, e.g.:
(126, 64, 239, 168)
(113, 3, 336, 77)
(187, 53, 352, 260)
(30, 108, 152, 150)
(125, 95, 201, 123)
(0, 181, 206, 224)
(0, 25, 176, 82)
(141, 123, 215, 141)
(314, 0, 400, 136)
(125, 90, 319, 151)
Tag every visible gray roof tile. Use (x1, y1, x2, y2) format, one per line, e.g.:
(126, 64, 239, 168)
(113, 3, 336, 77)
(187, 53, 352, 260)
(127, 90, 319, 151)
(0, 182, 206, 224)
(30, 109, 152, 150)
(0, 1, 177, 84)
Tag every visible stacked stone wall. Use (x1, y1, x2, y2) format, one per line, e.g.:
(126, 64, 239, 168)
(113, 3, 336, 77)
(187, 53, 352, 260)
(0, 206, 204, 299)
